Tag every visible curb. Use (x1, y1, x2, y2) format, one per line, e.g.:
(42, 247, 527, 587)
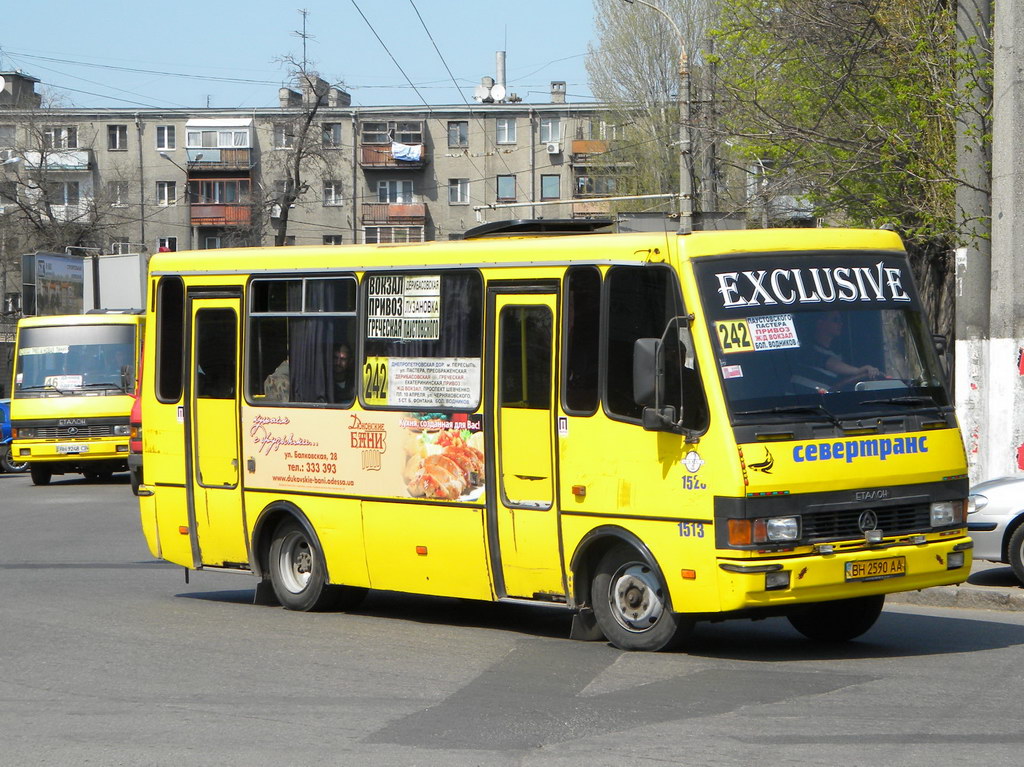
(889, 585, 1024, 612)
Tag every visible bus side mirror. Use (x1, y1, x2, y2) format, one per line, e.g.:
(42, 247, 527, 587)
(932, 333, 950, 385)
(633, 338, 661, 407)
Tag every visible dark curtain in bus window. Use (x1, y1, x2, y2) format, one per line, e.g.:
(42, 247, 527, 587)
(500, 306, 552, 409)
(195, 308, 236, 399)
(564, 266, 600, 413)
(605, 266, 682, 419)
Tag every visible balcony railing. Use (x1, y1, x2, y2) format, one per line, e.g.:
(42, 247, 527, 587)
(359, 144, 427, 170)
(186, 148, 253, 170)
(191, 203, 252, 227)
(361, 202, 426, 224)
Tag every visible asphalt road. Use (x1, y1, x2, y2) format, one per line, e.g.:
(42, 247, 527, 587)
(2, 471, 1023, 766)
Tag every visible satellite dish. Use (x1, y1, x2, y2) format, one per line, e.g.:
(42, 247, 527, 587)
(0, 76, 7, 93)
(490, 84, 506, 103)
(473, 84, 490, 103)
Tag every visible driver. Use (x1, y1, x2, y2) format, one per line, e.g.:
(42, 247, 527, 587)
(805, 310, 881, 386)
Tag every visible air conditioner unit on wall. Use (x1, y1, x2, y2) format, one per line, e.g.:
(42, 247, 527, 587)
(546, 141, 561, 155)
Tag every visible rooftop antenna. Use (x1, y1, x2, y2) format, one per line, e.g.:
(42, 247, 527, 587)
(292, 8, 315, 71)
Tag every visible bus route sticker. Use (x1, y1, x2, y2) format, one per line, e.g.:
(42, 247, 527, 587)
(747, 313, 799, 351)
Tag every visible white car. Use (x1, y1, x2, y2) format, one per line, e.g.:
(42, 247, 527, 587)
(968, 475, 1024, 585)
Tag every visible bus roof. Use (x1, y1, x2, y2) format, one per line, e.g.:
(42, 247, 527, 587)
(17, 313, 145, 328)
(148, 227, 905, 276)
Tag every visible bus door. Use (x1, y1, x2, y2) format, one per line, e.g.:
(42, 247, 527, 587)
(488, 289, 565, 599)
(186, 294, 248, 567)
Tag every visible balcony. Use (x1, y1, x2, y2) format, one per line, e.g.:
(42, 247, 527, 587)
(572, 200, 613, 217)
(186, 148, 253, 171)
(190, 203, 252, 227)
(571, 139, 610, 161)
(359, 144, 427, 170)
(22, 149, 92, 171)
(361, 202, 426, 224)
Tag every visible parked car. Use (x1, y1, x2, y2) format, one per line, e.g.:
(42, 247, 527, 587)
(0, 399, 29, 474)
(968, 475, 1024, 585)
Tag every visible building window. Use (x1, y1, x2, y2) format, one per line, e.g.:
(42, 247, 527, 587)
(192, 179, 250, 204)
(0, 124, 14, 147)
(539, 117, 561, 144)
(156, 181, 177, 206)
(599, 121, 621, 141)
(46, 181, 80, 206)
(108, 181, 129, 207)
(496, 118, 516, 145)
(157, 237, 177, 252)
(43, 126, 77, 149)
(273, 124, 295, 149)
(283, 236, 296, 246)
(496, 175, 516, 201)
(448, 121, 469, 148)
(360, 120, 423, 145)
(323, 181, 343, 206)
(204, 236, 223, 250)
(448, 178, 469, 205)
(156, 125, 176, 150)
(363, 226, 424, 244)
(186, 129, 249, 148)
(322, 122, 343, 148)
(541, 174, 560, 200)
(0, 181, 16, 204)
(108, 125, 128, 151)
(377, 179, 414, 204)
(323, 235, 344, 245)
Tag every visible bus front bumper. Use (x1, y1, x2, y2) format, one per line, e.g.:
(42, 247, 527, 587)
(14, 438, 130, 464)
(713, 535, 972, 613)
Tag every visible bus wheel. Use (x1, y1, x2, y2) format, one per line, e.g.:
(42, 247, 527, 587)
(268, 519, 365, 612)
(29, 465, 52, 486)
(787, 594, 885, 642)
(1, 446, 28, 473)
(591, 544, 692, 652)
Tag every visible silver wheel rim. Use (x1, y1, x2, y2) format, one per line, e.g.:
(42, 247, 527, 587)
(277, 531, 313, 594)
(607, 562, 665, 632)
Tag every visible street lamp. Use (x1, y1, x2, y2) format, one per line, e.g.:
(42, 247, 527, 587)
(158, 151, 200, 250)
(621, 0, 693, 234)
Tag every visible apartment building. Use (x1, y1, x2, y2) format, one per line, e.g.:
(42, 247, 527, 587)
(0, 70, 623, 256)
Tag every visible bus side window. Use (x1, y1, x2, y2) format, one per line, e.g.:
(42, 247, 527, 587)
(563, 266, 600, 414)
(156, 276, 185, 403)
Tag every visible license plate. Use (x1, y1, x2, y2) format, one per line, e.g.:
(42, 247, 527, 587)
(845, 556, 906, 581)
(56, 444, 89, 455)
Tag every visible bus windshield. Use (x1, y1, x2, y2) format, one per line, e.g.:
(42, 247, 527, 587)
(15, 324, 136, 396)
(695, 252, 950, 423)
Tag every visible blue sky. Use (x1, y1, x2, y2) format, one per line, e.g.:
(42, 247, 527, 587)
(1, 1, 596, 110)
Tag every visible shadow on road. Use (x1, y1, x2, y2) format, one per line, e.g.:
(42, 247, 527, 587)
(174, 585, 1024, 656)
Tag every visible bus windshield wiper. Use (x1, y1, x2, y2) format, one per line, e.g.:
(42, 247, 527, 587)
(732, 404, 843, 427)
(860, 395, 942, 410)
(77, 382, 128, 393)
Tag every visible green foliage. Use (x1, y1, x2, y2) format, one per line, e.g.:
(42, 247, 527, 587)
(710, 0, 990, 244)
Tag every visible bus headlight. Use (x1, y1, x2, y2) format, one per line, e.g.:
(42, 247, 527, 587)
(728, 516, 801, 546)
(113, 425, 131, 436)
(930, 500, 967, 527)
(13, 427, 35, 439)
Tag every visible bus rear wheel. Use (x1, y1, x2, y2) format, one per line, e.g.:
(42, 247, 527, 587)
(29, 465, 52, 486)
(591, 544, 692, 652)
(268, 519, 365, 612)
(787, 594, 885, 642)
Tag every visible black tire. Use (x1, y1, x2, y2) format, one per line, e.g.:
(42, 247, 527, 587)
(1, 445, 27, 474)
(787, 594, 885, 642)
(29, 464, 52, 486)
(1007, 524, 1024, 587)
(268, 519, 366, 612)
(590, 543, 692, 652)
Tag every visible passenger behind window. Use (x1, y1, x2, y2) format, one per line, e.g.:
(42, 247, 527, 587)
(333, 343, 354, 403)
(264, 357, 290, 402)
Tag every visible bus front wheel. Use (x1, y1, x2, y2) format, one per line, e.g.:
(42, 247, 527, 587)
(268, 519, 365, 612)
(591, 544, 692, 652)
(29, 465, 52, 486)
(787, 594, 885, 642)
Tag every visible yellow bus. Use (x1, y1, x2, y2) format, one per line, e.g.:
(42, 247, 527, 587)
(10, 312, 143, 485)
(136, 223, 972, 651)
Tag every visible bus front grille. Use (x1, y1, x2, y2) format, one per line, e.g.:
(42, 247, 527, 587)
(802, 503, 932, 541)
